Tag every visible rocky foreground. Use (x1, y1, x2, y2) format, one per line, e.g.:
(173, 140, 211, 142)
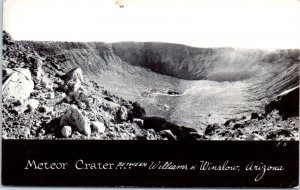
(2, 31, 299, 140)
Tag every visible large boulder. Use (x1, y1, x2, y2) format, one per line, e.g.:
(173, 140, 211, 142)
(2, 68, 34, 100)
(64, 67, 84, 82)
(60, 105, 91, 136)
(62, 67, 84, 93)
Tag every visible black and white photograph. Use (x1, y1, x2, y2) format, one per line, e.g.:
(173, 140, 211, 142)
(2, 0, 299, 141)
(1, 0, 299, 187)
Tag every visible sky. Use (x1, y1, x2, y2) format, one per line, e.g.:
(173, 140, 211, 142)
(3, 0, 300, 49)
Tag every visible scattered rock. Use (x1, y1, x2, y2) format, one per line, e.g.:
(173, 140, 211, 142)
(24, 127, 31, 138)
(106, 131, 116, 138)
(11, 106, 27, 115)
(204, 123, 220, 135)
(14, 99, 24, 106)
(135, 133, 148, 140)
(58, 93, 67, 99)
(91, 121, 105, 133)
(147, 129, 156, 135)
(60, 105, 91, 136)
(66, 96, 73, 103)
(246, 133, 265, 141)
(116, 106, 128, 122)
(39, 105, 52, 113)
(224, 118, 236, 126)
(2, 68, 34, 100)
(71, 82, 81, 92)
(104, 96, 113, 102)
(267, 131, 277, 140)
(143, 116, 198, 140)
(41, 79, 53, 91)
(48, 92, 55, 99)
(61, 126, 72, 137)
(26, 99, 39, 112)
(76, 100, 86, 109)
(233, 129, 243, 137)
(232, 123, 244, 129)
(276, 129, 291, 137)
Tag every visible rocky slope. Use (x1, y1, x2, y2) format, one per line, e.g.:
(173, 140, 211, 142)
(2, 31, 299, 140)
(3, 31, 200, 140)
(202, 85, 299, 141)
(23, 41, 300, 82)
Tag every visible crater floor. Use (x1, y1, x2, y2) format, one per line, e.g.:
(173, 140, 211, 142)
(90, 69, 262, 132)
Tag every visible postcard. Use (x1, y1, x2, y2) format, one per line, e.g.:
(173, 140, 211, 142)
(2, 0, 299, 187)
